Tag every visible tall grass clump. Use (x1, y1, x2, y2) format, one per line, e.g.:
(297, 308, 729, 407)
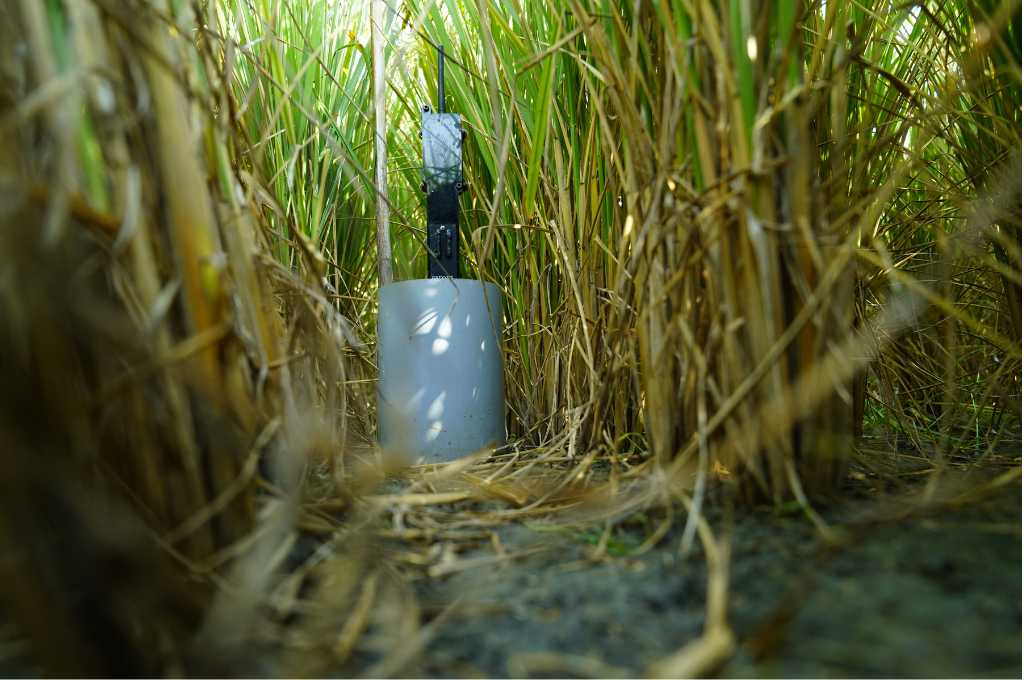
(0, 0, 381, 673)
(223, 0, 1018, 503)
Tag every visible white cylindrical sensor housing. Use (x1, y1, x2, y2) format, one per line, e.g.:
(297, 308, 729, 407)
(377, 278, 506, 462)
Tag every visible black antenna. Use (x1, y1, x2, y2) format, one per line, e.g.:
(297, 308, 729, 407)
(437, 45, 446, 113)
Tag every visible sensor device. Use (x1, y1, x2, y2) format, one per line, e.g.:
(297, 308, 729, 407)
(376, 43, 506, 463)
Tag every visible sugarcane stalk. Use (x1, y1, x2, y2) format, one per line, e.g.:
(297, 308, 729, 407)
(372, 0, 393, 286)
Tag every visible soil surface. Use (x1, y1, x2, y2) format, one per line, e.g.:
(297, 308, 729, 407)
(406, 473, 1021, 678)
(4, 457, 1017, 678)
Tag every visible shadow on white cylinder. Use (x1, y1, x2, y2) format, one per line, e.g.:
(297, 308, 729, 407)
(377, 278, 506, 462)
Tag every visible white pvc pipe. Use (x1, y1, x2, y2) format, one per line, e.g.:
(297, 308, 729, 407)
(377, 279, 506, 462)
